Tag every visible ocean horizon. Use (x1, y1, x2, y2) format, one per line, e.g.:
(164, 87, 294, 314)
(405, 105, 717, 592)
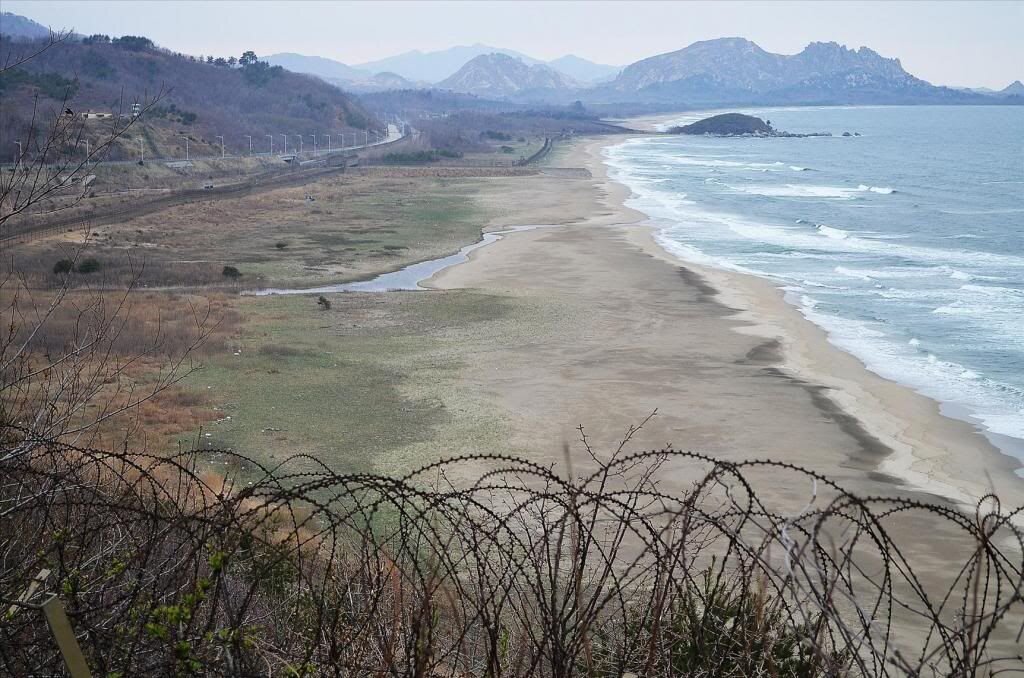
(607, 105, 1024, 468)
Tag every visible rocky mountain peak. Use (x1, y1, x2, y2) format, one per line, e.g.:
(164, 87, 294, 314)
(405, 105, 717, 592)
(437, 53, 576, 98)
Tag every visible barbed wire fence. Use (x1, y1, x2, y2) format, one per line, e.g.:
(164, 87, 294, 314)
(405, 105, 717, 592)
(2, 426, 1022, 677)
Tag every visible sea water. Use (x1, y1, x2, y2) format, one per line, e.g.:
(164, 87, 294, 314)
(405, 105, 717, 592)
(606, 106, 1024, 461)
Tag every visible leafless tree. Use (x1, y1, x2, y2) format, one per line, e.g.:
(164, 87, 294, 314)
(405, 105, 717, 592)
(0, 29, 209, 453)
(0, 260, 216, 449)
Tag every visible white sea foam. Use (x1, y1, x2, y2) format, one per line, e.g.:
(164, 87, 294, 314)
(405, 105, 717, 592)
(798, 302, 1024, 440)
(619, 174, 1024, 272)
(801, 279, 848, 290)
(730, 184, 864, 199)
(755, 250, 832, 260)
(604, 127, 1024, 448)
(624, 180, 1024, 270)
(817, 225, 849, 240)
(839, 266, 951, 280)
(861, 233, 913, 240)
(650, 153, 798, 173)
(960, 283, 1024, 297)
(834, 266, 874, 281)
(728, 184, 896, 199)
(939, 208, 1024, 215)
(875, 288, 944, 301)
(651, 229, 751, 274)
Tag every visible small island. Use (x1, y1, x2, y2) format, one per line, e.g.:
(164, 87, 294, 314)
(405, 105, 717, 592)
(668, 113, 832, 138)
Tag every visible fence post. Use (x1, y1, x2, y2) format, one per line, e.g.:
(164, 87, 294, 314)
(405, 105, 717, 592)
(6, 569, 92, 677)
(42, 596, 93, 678)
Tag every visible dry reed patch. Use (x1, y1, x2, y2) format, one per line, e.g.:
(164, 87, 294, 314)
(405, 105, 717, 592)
(1, 285, 242, 450)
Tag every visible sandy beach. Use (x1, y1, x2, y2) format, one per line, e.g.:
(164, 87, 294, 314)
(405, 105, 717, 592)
(422, 135, 1024, 656)
(428, 134, 1024, 513)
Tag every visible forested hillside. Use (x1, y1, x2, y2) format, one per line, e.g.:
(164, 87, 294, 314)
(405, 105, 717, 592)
(0, 35, 379, 159)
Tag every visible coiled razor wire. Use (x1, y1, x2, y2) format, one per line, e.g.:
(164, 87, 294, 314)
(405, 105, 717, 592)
(1, 430, 1022, 676)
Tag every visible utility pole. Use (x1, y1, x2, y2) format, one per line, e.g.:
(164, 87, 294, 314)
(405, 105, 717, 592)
(180, 136, 189, 161)
(297, 135, 303, 154)
(245, 134, 252, 155)
(310, 134, 317, 156)
(364, 130, 368, 146)
(281, 134, 287, 154)
(267, 134, 273, 155)
(13, 141, 21, 164)
(325, 134, 331, 154)
(216, 135, 225, 158)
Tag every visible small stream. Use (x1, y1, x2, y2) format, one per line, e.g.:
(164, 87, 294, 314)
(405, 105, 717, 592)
(247, 225, 553, 296)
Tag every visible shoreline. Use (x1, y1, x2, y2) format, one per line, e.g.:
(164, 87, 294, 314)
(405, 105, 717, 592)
(432, 132, 1023, 510)
(621, 110, 1024, 475)
(596, 133, 1024, 506)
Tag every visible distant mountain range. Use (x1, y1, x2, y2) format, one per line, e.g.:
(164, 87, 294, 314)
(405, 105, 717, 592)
(0, 11, 58, 40)
(264, 53, 422, 93)
(591, 38, 990, 105)
(357, 38, 1019, 108)
(998, 80, 1024, 96)
(429, 39, 1020, 107)
(355, 44, 543, 82)
(2, 10, 1020, 109)
(547, 54, 620, 83)
(437, 53, 577, 99)
(268, 45, 619, 90)
(265, 52, 370, 82)
(954, 80, 1024, 96)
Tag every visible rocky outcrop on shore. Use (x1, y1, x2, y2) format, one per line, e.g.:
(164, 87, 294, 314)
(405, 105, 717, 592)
(668, 113, 832, 137)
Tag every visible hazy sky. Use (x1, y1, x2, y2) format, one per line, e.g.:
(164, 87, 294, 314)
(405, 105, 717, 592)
(5, 1, 1022, 88)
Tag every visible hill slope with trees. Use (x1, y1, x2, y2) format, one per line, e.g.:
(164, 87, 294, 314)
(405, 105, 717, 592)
(0, 34, 379, 159)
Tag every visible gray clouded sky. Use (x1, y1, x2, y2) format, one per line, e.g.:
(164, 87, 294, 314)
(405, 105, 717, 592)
(4, 0, 1022, 88)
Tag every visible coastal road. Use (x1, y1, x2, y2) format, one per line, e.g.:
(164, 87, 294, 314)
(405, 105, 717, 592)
(0, 127, 408, 246)
(0, 125, 404, 171)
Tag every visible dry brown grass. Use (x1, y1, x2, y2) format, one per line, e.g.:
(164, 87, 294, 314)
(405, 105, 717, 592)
(4, 168, 491, 290)
(1, 285, 241, 450)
